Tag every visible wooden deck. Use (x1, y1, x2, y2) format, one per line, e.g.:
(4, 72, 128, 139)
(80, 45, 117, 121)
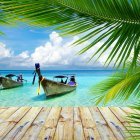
(0, 107, 138, 140)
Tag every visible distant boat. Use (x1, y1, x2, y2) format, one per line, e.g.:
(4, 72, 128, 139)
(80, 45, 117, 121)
(0, 74, 25, 89)
(32, 63, 77, 96)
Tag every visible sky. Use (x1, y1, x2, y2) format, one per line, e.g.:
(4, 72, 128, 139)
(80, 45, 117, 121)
(0, 25, 112, 70)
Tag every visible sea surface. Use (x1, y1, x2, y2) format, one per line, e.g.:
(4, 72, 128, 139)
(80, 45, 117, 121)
(0, 70, 133, 107)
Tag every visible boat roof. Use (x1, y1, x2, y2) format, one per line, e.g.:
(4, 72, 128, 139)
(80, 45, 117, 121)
(54, 75, 68, 78)
(5, 74, 16, 78)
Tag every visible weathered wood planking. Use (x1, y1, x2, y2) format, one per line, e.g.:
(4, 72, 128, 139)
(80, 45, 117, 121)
(79, 107, 101, 140)
(22, 108, 51, 140)
(0, 107, 31, 139)
(89, 107, 117, 140)
(0, 107, 9, 115)
(0, 107, 137, 140)
(4, 107, 41, 140)
(54, 107, 73, 140)
(0, 107, 19, 123)
(38, 107, 61, 140)
(74, 107, 85, 140)
(99, 107, 130, 140)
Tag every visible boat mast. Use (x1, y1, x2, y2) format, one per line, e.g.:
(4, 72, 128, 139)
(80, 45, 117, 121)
(35, 63, 42, 80)
(34, 63, 43, 95)
(32, 63, 43, 85)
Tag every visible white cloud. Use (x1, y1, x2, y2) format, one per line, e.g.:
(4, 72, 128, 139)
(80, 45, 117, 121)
(0, 31, 114, 69)
(0, 42, 12, 57)
(18, 51, 29, 59)
(30, 31, 112, 69)
(49, 31, 63, 46)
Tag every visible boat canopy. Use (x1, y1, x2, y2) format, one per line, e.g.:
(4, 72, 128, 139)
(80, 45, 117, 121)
(54, 75, 68, 78)
(5, 74, 16, 78)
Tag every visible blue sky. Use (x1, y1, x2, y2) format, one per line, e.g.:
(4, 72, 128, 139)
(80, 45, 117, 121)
(0, 25, 52, 54)
(0, 24, 112, 70)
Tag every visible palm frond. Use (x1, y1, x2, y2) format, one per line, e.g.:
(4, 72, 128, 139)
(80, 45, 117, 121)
(91, 63, 140, 104)
(126, 102, 140, 140)
(0, 0, 140, 67)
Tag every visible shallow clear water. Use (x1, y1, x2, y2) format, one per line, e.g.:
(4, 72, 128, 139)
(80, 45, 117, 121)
(0, 70, 132, 107)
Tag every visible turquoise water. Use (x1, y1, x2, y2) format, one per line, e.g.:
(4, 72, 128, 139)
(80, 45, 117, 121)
(0, 70, 132, 107)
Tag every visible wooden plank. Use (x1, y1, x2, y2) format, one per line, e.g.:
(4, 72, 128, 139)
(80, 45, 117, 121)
(79, 107, 101, 140)
(109, 107, 134, 138)
(4, 107, 42, 140)
(38, 107, 61, 140)
(99, 107, 131, 140)
(122, 107, 140, 114)
(110, 107, 138, 136)
(0, 107, 19, 123)
(121, 107, 136, 114)
(74, 107, 85, 140)
(121, 107, 140, 125)
(21, 107, 51, 140)
(110, 107, 128, 124)
(0, 108, 8, 114)
(0, 107, 9, 109)
(54, 107, 73, 140)
(89, 107, 117, 140)
(0, 107, 31, 139)
(0, 107, 137, 140)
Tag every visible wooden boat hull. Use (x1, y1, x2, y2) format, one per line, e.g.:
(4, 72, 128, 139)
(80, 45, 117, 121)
(0, 76, 23, 89)
(41, 78, 77, 96)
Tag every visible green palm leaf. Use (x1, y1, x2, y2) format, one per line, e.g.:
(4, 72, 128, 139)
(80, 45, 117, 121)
(91, 56, 140, 105)
(126, 102, 140, 140)
(93, 69, 140, 105)
(0, 0, 140, 68)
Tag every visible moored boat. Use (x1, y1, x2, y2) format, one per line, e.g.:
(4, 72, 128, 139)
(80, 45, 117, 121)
(33, 63, 77, 96)
(0, 74, 25, 89)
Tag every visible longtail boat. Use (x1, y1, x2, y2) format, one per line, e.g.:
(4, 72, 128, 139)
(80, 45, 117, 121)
(32, 63, 77, 96)
(0, 74, 25, 89)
